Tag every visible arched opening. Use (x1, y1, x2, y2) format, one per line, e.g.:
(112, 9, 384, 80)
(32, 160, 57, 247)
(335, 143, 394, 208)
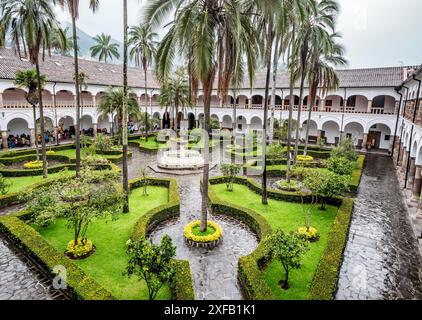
(284, 95, 300, 106)
(251, 95, 263, 108)
(325, 95, 344, 111)
(2, 88, 28, 107)
(344, 122, 365, 147)
(81, 115, 94, 135)
(223, 95, 235, 105)
(42, 89, 53, 106)
(236, 95, 248, 108)
(162, 111, 171, 129)
(151, 94, 159, 106)
(237, 115, 247, 132)
(368, 123, 392, 150)
(6, 118, 30, 148)
(372, 95, 396, 114)
(80, 91, 93, 106)
(222, 115, 232, 129)
(250, 116, 263, 130)
(56, 90, 74, 107)
(346, 95, 368, 113)
(188, 113, 195, 130)
(301, 120, 318, 143)
(97, 115, 111, 134)
(210, 95, 220, 107)
(58, 116, 75, 139)
(321, 120, 341, 145)
(198, 113, 205, 129)
(177, 111, 185, 129)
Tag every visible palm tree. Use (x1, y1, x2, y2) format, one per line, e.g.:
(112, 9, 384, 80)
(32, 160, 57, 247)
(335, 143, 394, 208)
(159, 68, 191, 130)
(14, 69, 47, 162)
(98, 87, 140, 141)
(147, 0, 259, 231)
(1, 0, 66, 179)
(50, 26, 74, 56)
(90, 33, 120, 63)
(292, 0, 339, 163)
(55, 0, 100, 179)
(303, 33, 346, 155)
(129, 24, 158, 141)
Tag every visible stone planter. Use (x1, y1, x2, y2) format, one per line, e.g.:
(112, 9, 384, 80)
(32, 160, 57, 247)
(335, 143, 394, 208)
(184, 237, 222, 249)
(183, 220, 223, 249)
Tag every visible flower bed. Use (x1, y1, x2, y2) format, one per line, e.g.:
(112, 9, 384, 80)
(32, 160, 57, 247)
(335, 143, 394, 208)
(23, 160, 45, 169)
(184, 220, 222, 248)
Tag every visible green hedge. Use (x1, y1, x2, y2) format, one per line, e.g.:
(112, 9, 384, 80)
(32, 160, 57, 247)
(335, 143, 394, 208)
(0, 213, 115, 300)
(130, 177, 195, 300)
(209, 176, 342, 206)
(349, 155, 366, 193)
(0, 144, 75, 158)
(0, 164, 112, 177)
(0, 154, 71, 165)
(307, 198, 354, 300)
(208, 187, 275, 300)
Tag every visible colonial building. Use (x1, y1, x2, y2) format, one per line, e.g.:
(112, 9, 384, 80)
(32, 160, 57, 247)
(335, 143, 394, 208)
(0, 47, 418, 152)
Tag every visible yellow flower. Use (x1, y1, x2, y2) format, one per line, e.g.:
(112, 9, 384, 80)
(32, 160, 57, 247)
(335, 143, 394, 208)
(184, 220, 223, 243)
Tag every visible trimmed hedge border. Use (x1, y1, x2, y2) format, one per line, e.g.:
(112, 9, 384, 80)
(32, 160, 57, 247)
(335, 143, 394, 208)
(129, 177, 195, 300)
(208, 177, 356, 300)
(349, 155, 366, 193)
(0, 212, 115, 300)
(307, 197, 354, 300)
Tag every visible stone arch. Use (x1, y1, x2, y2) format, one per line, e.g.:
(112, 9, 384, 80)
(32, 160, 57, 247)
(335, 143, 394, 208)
(2, 88, 28, 107)
(97, 114, 111, 133)
(56, 90, 74, 107)
(250, 116, 263, 130)
(81, 114, 94, 131)
(411, 140, 418, 158)
(284, 95, 300, 106)
(321, 120, 341, 145)
(251, 95, 263, 106)
(36, 116, 55, 132)
(301, 119, 318, 141)
(416, 146, 422, 166)
(236, 95, 248, 107)
(344, 122, 365, 147)
(237, 115, 247, 132)
(7, 117, 30, 136)
(372, 95, 396, 114)
(188, 112, 195, 130)
(346, 95, 368, 112)
(222, 114, 232, 129)
(368, 123, 392, 150)
(80, 91, 94, 106)
(325, 95, 344, 111)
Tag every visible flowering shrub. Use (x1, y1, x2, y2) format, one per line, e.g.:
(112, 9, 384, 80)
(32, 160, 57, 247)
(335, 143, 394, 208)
(184, 220, 222, 243)
(297, 155, 314, 162)
(46, 150, 56, 155)
(277, 179, 299, 192)
(23, 160, 46, 169)
(297, 227, 319, 241)
(66, 239, 94, 259)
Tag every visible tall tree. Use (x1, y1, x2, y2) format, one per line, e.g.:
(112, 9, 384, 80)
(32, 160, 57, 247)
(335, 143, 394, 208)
(49, 26, 74, 56)
(90, 33, 120, 63)
(15, 69, 47, 162)
(1, 0, 66, 179)
(158, 67, 190, 130)
(147, 0, 258, 231)
(122, 0, 130, 213)
(129, 24, 158, 141)
(292, 0, 338, 162)
(55, 0, 100, 178)
(303, 33, 346, 155)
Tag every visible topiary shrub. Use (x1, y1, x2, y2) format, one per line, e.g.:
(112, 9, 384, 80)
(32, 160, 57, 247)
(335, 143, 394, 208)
(331, 138, 357, 161)
(0, 173, 11, 195)
(297, 226, 319, 242)
(66, 239, 95, 259)
(23, 160, 45, 169)
(184, 220, 222, 243)
(297, 155, 314, 162)
(326, 156, 354, 176)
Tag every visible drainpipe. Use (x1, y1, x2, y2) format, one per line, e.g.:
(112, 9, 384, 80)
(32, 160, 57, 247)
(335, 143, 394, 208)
(397, 85, 409, 165)
(339, 87, 346, 144)
(53, 82, 59, 145)
(391, 86, 403, 158)
(405, 76, 421, 189)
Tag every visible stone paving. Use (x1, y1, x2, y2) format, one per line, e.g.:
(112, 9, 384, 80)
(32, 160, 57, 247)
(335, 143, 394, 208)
(336, 154, 422, 300)
(0, 235, 66, 300)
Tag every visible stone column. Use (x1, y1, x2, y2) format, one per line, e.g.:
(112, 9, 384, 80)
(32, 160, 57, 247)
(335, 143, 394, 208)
(0, 93, 3, 107)
(248, 99, 252, 109)
(398, 145, 404, 166)
(319, 99, 325, 112)
(30, 128, 36, 148)
(1, 130, 7, 150)
(93, 123, 98, 137)
(413, 165, 422, 199)
(367, 100, 372, 113)
(109, 121, 113, 135)
(389, 135, 395, 154)
(362, 133, 368, 151)
(401, 150, 408, 173)
(408, 157, 416, 188)
(416, 196, 422, 219)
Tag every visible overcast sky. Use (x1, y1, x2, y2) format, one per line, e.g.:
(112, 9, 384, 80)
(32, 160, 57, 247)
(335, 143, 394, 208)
(54, 0, 422, 69)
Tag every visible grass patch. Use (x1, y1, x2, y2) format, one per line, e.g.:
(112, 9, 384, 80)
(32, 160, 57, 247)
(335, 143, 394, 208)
(36, 186, 172, 300)
(209, 183, 337, 300)
(5, 171, 73, 194)
(192, 226, 216, 236)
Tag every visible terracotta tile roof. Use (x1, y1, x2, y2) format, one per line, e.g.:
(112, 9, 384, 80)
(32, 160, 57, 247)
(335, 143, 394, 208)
(0, 47, 412, 89)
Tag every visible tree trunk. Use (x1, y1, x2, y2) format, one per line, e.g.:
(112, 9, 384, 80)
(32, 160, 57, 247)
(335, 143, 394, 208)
(303, 83, 317, 156)
(293, 73, 306, 164)
(31, 104, 40, 162)
(35, 61, 48, 179)
(232, 90, 237, 143)
(262, 22, 273, 205)
(71, 15, 81, 178)
(269, 36, 280, 145)
(122, 0, 130, 213)
(200, 71, 214, 232)
(286, 31, 295, 184)
(144, 69, 149, 141)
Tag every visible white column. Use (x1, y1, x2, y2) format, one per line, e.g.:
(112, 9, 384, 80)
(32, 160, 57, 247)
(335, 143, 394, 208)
(1, 130, 8, 150)
(367, 100, 372, 113)
(30, 128, 36, 148)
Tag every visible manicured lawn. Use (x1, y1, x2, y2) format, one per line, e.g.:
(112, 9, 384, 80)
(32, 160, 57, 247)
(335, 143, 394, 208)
(210, 183, 338, 300)
(36, 186, 172, 300)
(54, 148, 122, 161)
(5, 171, 74, 194)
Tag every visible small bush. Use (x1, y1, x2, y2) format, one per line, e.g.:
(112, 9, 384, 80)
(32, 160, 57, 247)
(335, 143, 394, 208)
(184, 220, 222, 243)
(297, 155, 314, 162)
(331, 138, 357, 161)
(297, 227, 319, 241)
(93, 133, 114, 152)
(0, 174, 11, 195)
(326, 157, 354, 176)
(66, 239, 94, 259)
(23, 160, 45, 169)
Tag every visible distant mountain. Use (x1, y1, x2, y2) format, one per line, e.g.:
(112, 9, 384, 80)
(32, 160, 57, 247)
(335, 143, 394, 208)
(62, 22, 125, 65)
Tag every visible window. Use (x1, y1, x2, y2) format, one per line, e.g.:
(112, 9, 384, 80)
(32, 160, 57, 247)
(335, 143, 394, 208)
(325, 100, 333, 107)
(385, 135, 390, 141)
